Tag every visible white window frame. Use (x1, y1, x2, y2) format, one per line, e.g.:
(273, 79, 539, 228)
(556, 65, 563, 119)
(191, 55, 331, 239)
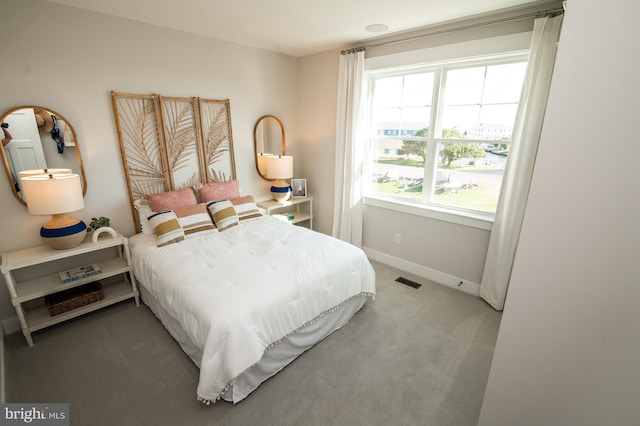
(363, 51, 529, 230)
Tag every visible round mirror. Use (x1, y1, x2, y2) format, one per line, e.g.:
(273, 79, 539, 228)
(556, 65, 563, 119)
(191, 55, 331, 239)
(0, 106, 86, 205)
(254, 115, 285, 180)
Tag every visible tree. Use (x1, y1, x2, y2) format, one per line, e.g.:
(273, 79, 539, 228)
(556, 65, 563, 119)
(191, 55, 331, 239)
(441, 128, 464, 139)
(398, 128, 428, 164)
(440, 142, 486, 166)
(399, 127, 466, 165)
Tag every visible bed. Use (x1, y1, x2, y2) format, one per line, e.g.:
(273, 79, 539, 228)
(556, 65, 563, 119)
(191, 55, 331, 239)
(111, 93, 376, 404)
(129, 211, 375, 403)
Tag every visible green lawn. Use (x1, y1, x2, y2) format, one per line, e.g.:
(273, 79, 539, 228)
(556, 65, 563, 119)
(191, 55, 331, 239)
(433, 185, 498, 212)
(373, 180, 498, 212)
(376, 158, 424, 167)
(372, 156, 503, 212)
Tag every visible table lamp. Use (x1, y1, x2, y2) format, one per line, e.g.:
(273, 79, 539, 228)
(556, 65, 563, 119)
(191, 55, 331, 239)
(257, 153, 273, 176)
(266, 155, 293, 201)
(20, 172, 87, 249)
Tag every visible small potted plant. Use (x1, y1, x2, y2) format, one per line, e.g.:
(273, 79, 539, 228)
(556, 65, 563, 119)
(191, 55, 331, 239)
(87, 216, 110, 234)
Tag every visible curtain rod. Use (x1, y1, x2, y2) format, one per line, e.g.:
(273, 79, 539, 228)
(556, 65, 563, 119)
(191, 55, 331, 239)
(341, 6, 564, 55)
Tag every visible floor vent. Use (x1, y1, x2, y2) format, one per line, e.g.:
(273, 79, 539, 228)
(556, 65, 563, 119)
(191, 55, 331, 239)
(395, 276, 422, 289)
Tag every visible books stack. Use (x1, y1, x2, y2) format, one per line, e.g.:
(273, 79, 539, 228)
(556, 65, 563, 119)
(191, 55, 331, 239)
(59, 264, 102, 284)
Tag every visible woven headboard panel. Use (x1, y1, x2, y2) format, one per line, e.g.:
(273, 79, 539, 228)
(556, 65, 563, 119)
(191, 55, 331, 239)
(111, 91, 236, 231)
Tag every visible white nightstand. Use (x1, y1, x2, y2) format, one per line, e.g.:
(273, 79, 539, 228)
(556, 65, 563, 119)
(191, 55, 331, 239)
(1, 231, 139, 346)
(257, 196, 313, 229)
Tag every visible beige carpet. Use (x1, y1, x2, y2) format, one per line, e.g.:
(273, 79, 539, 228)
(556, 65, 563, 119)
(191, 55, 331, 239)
(5, 261, 501, 426)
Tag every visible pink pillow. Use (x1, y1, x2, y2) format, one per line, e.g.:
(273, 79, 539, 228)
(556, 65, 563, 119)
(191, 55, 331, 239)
(147, 188, 197, 212)
(199, 180, 241, 203)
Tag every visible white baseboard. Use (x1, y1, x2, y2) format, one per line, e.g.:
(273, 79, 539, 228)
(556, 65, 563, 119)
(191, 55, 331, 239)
(363, 248, 481, 297)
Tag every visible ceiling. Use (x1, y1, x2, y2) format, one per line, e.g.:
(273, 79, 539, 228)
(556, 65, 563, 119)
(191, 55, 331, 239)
(48, 0, 546, 57)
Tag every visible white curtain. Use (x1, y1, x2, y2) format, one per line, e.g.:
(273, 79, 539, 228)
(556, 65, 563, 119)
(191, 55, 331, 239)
(480, 15, 564, 310)
(332, 48, 365, 246)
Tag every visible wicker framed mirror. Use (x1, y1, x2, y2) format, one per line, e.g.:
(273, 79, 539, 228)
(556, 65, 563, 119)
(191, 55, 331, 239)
(254, 115, 285, 180)
(0, 106, 86, 206)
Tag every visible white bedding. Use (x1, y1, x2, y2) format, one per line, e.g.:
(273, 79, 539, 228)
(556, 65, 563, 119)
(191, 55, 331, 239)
(128, 215, 376, 403)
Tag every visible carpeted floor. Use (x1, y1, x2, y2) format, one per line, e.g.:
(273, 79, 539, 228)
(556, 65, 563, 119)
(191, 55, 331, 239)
(4, 261, 501, 426)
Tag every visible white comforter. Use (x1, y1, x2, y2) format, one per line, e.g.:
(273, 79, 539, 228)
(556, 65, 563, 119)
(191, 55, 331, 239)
(128, 216, 375, 403)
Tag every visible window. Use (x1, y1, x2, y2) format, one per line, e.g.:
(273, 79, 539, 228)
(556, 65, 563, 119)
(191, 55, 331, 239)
(364, 54, 528, 219)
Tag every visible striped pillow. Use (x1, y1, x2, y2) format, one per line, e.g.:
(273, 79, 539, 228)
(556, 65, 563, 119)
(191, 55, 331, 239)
(206, 200, 239, 231)
(174, 203, 216, 238)
(230, 195, 263, 221)
(148, 211, 185, 246)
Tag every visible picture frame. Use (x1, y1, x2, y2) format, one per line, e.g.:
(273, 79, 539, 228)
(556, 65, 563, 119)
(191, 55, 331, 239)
(291, 178, 307, 197)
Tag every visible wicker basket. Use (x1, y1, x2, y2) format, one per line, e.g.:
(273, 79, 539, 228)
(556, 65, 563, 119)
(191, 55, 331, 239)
(45, 281, 105, 316)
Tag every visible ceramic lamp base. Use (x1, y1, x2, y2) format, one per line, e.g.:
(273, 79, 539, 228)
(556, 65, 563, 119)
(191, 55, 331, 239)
(270, 180, 292, 202)
(40, 213, 87, 250)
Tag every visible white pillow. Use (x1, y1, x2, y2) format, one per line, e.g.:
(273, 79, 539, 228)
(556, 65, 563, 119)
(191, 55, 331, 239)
(134, 199, 154, 234)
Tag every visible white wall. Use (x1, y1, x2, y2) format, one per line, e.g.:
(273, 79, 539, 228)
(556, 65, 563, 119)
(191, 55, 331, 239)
(0, 0, 299, 322)
(363, 206, 490, 284)
(479, 1, 640, 424)
(297, 49, 340, 235)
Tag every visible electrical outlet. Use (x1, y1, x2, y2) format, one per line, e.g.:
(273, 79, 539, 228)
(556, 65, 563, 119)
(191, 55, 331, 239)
(395, 234, 402, 244)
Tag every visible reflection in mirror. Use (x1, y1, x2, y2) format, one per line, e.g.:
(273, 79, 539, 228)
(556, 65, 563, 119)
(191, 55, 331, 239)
(0, 106, 86, 205)
(254, 115, 285, 180)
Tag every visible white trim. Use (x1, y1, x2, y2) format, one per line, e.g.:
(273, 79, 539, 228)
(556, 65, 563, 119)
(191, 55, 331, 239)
(363, 196, 493, 231)
(365, 32, 533, 70)
(364, 247, 481, 297)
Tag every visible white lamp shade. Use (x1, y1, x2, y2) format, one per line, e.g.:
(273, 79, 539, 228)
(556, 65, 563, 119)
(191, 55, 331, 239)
(18, 168, 72, 179)
(257, 153, 273, 175)
(266, 155, 293, 179)
(21, 173, 84, 215)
